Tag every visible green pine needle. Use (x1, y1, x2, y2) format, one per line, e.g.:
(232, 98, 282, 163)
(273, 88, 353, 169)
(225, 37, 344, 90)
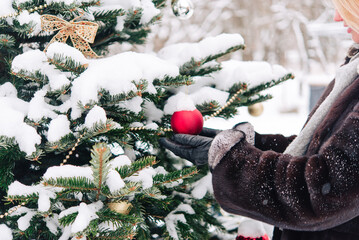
(45, 84, 72, 102)
(99, 208, 142, 224)
(140, 186, 163, 199)
(116, 156, 158, 179)
(180, 44, 245, 76)
(84, 119, 118, 138)
(0, 34, 15, 48)
(153, 167, 198, 186)
(196, 101, 220, 115)
(44, 177, 98, 191)
(6, 193, 38, 203)
(98, 89, 138, 106)
(0, 137, 24, 190)
(244, 73, 294, 97)
(153, 75, 193, 87)
(48, 53, 88, 75)
(44, 134, 78, 153)
(93, 9, 125, 21)
(59, 212, 78, 227)
(90, 143, 112, 191)
(11, 69, 49, 84)
(105, 182, 141, 199)
(25, 148, 44, 162)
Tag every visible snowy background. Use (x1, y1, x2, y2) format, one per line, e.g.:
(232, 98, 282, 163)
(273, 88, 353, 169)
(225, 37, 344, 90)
(110, 0, 352, 136)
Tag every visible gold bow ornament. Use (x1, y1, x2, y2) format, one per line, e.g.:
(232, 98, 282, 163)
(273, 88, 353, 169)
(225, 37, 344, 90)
(41, 13, 99, 58)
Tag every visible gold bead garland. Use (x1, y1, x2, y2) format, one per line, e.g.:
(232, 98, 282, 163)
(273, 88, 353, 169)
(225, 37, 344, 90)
(161, 127, 173, 132)
(129, 126, 173, 132)
(0, 4, 49, 20)
(60, 133, 85, 166)
(203, 88, 243, 121)
(0, 201, 27, 219)
(129, 127, 147, 131)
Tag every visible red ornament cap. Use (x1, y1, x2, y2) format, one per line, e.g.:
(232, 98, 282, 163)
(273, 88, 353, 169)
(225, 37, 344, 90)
(171, 109, 203, 135)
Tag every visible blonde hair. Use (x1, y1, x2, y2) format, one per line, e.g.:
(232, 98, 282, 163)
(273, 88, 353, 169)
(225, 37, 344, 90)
(332, 0, 359, 33)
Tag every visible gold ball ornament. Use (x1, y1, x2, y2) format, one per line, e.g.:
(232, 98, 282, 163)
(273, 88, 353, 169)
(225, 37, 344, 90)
(248, 103, 264, 117)
(108, 201, 133, 215)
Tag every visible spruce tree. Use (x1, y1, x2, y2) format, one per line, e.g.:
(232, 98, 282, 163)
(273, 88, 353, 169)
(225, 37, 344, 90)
(0, 0, 293, 239)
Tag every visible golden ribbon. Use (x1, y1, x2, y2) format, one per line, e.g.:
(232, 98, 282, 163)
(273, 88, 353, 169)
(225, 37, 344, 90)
(41, 13, 99, 58)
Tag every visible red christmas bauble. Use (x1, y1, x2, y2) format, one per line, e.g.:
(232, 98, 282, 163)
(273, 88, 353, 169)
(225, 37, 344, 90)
(171, 109, 203, 135)
(236, 234, 269, 240)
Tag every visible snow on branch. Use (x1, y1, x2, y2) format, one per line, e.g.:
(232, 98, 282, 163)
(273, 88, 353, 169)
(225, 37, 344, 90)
(70, 52, 179, 119)
(158, 33, 245, 67)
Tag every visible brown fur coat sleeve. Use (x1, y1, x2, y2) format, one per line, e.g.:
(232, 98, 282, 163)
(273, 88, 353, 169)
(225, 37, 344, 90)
(254, 133, 296, 153)
(210, 93, 359, 231)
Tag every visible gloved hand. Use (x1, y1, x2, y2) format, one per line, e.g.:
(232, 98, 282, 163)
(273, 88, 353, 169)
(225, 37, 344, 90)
(198, 127, 222, 138)
(207, 122, 254, 170)
(159, 127, 221, 165)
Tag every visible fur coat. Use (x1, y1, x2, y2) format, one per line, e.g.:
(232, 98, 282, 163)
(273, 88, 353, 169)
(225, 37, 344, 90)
(209, 53, 359, 239)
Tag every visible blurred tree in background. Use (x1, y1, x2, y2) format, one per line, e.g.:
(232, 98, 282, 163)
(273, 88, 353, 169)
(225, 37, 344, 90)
(115, 0, 348, 74)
